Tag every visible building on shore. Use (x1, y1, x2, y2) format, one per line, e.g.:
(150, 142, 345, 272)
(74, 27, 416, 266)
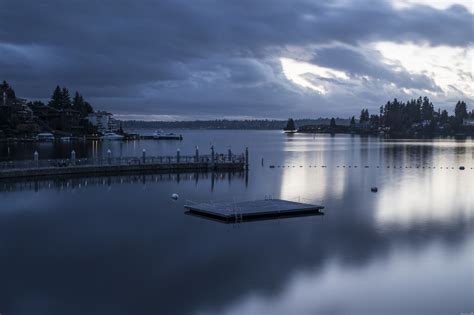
(87, 111, 119, 133)
(462, 118, 474, 126)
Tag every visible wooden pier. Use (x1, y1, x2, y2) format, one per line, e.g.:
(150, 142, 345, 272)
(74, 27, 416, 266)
(0, 149, 248, 180)
(185, 199, 324, 223)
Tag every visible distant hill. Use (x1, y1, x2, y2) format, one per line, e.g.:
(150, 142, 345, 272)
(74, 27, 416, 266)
(121, 118, 350, 130)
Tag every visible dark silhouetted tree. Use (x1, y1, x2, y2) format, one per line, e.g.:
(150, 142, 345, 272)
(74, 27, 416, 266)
(48, 86, 63, 109)
(421, 96, 434, 120)
(455, 100, 468, 122)
(1, 80, 16, 105)
(440, 110, 449, 124)
(350, 116, 355, 127)
(284, 118, 296, 131)
(359, 109, 369, 123)
(73, 91, 84, 110)
(369, 114, 380, 127)
(61, 87, 71, 108)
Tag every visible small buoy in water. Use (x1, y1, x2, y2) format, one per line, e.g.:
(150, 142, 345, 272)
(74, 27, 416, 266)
(371, 187, 378, 193)
(459, 166, 465, 170)
(269, 165, 275, 168)
(171, 193, 179, 200)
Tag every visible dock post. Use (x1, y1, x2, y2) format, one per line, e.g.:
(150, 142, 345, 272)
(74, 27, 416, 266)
(195, 146, 199, 163)
(34, 151, 39, 168)
(107, 149, 112, 165)
(177, 149, 180, 163)
(228, 148, 232, 162)
(211, 145, 215, 168)
(142, 149, 146, 164)
(245, 147, 249, 169)
(71, 150, 76, 166)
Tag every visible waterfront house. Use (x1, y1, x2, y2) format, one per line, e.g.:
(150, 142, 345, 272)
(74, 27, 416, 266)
(36, 132, 55, 141)
(462, 118, 474, 126)
(87, 111, 119, 133)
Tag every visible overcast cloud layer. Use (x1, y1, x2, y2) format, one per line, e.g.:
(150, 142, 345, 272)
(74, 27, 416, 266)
(1, 0, 473, 119)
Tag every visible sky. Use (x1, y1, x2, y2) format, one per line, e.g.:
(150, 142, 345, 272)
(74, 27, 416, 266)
(1, 0, 473, 120)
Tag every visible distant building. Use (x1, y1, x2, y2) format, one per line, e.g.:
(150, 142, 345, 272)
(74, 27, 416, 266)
(1, 91, 6, 106)
(355, 122, 370, 130)
(463, 118, 474, 126)
(421, 120, 431, 127)
(87, 111, 118, 132)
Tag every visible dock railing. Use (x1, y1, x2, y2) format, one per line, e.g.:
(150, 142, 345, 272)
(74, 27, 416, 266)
(0, 153, 246, 171)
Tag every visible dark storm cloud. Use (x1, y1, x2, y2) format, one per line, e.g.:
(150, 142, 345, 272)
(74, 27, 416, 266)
(0, 0, 472, 118)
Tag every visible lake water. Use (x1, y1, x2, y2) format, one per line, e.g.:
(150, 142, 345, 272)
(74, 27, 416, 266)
(0, 130, 473, 315)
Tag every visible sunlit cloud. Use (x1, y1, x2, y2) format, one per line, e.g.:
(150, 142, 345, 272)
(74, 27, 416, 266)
(391, 0, 474, 13)
(373, 42, 474, 98)
(280, 57, 349, 94)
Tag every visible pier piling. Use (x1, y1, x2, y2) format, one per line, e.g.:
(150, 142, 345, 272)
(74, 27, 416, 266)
(34, 151, 38, 168)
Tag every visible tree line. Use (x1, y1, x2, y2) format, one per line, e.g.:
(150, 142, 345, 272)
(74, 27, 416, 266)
(347, 96, 472, 134)
(1, 81, 98, 137)
(46, 86, 93, 116)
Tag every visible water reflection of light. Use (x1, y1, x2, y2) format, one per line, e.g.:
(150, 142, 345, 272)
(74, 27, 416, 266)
(279, 168, 347, 202)
(197, 238, 474, 315)
(279, 138, 346, 201)
(382, 140, 474, 151)
(375, 170, 473, 227)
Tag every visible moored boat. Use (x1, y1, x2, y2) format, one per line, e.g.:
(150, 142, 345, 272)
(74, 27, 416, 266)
(101, 132, 124, 140)
(36, 132, 55, 142)
(152, 130, 183, 140)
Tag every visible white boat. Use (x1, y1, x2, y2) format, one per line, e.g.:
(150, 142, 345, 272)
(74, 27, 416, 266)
(101, 132, 124, 140)
(36, 132, 55, 142)
(152, 130, 183, 140)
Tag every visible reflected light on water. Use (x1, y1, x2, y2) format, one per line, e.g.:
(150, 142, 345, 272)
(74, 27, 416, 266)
(375, 169, 473, 228)
(279, 168, 346, 202)
(278, 137, 347, 201)
(197, 238, 474, 315)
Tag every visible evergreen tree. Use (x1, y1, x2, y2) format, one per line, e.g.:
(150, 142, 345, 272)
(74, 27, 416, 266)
(73, 91, 85, 111)
(369, 114, 380, 127)
(61, 87, 71, 108)
(454, 100, 468, 122)
(284, 118, 296, 131)
(48, 86, 63, 109)
(440, 110, 449, 124)
(330, 117, 336, 128)
(421, 96, 434, 120)
(1, 80, 16, 105)
(359, 109, 369, 123)
(83, 101, 93, 115)
(72, 91, 94, 116)
(350, 116, 356, 127)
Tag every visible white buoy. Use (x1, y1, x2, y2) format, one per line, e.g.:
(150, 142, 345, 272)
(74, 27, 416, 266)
(171, 193, 179, 200)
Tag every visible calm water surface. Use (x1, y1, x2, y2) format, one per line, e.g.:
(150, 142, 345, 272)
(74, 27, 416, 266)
(0, 131, 473, 315)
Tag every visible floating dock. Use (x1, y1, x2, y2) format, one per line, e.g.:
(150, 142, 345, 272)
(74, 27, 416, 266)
(185, 199, 324, 223)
